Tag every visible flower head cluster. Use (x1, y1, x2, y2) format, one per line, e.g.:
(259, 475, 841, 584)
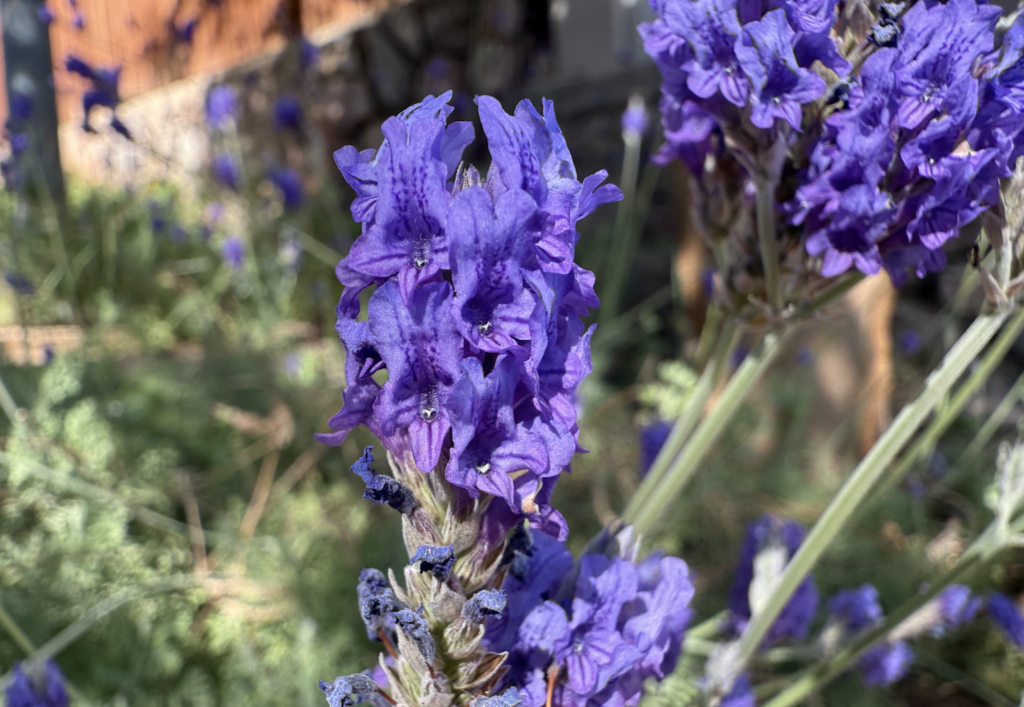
(5, 660, 69, 707)
(795, 0, 1024, 284)
(987, 591, 1024, 646)
(643, 0, 1024, 291)
(727, 515, 818, 644)
(318, 91, 621, 538)
(485, 529, 694, 707)
(827, 584, 913, 686)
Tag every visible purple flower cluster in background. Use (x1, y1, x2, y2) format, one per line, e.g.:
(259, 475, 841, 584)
(727, 515, 818, 644)
(5, 660, 69, 707)
(987, 591, 1024, 646)
(642, 0, 1024, 285)
(65, 54, 131, 139)
(484, 530, 694, 707)
(318, 91, 621, 538)
(796, 0, 1024, 284)
(827, 584, 913, 686)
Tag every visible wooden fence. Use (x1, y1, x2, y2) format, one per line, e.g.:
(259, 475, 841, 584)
(3, 0, 392, 126)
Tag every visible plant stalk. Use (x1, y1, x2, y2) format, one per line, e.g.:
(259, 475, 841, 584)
(624, 319, 740, 522)
(631, 330, 787, 535)
(755, 176, 782, 312)
(733, 309, 1013, 670)
(763, 514, 1023, 707)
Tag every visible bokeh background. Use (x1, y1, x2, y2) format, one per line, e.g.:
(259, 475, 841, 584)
(1, 0, 1024, 705)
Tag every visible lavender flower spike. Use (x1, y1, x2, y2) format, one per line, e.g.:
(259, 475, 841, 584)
(988, 592, 1024, 646)
(5, 660, 69, 707)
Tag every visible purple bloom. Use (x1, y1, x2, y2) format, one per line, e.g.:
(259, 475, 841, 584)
(316, 320, 384, 447)
(898, 330, 922, 356)
(491, 540, 694, 707)
(37, 5, 54, 25)
(211, 153, 240, 190)
(859, 642, 913, 686)
(938, 584, 981, 630)
(270, 168, 304, 209)
(639, 419, 673, 476)
(66, 55, 123, 131)
(322, 92, 617, 537)
(221, 237, 244, 269)
(892, 0, 998, 131)
(8, 92, 33, 124)
(318, 674, 379, 707)
(663, 0, 747, 106)
(828, 584, 883, 633)
(621, 96, 649, 140)
(273, 95, 303, 132)
(719, 674, 755, 707)
(173, 16, 199, 43)
(734, 10, 826, 130)
(205, 85, 237, 129)
(448, 186, 538, 352)
(728, 515, 819, 644)
(301, 39, 318, 69)
(370, 280, 462, 472)
(5, 660, 69, 707)
(447, 356, 547, 507)
(392, 608, 436, 662)
(988, 592, 1024, 646)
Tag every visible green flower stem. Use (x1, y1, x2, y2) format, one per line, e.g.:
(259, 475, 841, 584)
(763, 513, 1024, 707)
(0, 598, 36, 655)
(631, 330, 787, 536)
(0, 575, 199, 692)
(755, 175, 782, 312)
(787, 272, 864, 323)
(956, 370, 1024, 470)
(0, 372, 21, 424)
(601, 131, 644, 324)
(871, 307, 1024, 504)
(733, 309, 1013, 671)
(623, 320, 741, 523)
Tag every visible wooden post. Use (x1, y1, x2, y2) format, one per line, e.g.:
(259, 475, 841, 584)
(1, 0, 64, 201)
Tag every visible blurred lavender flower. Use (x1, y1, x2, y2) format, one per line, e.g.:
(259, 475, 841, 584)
(65, 54, 128, 137)
(898, 330, 922, 357)
(273, 95, 303, 132)
(205, 85, 238, 129)
(719, 674, 755, 707)
(5, 273, 34, 295)
(828, 584, 883, 633)
(301, 39, 318, 69)
(37, 5, 54, 25)
(5, 660, 69, 707)
(938, 584, 982, 631)
(621, 94, 649, 141)
(269, 168, 304, 209)
(172, 16, 199, 44)
(8, 91, 33, 124)
(221, 237, 244, 269)
(988, 592, 1024, 646)
(729, 515, 819, 644)
(211, 153, 240, 190)
(859, 642, 913, 687)
(639, 419, 672, 476)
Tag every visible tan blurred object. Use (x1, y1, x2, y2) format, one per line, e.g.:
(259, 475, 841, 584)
(846, 275, 897, 453)
(211, 399, 295, 449)
(0, 325, 84, 365)
(672, 164, 708, 333)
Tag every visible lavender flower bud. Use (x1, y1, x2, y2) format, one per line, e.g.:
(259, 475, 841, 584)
(410, 544, 456, 581)
(391, 608, 436, 664)
(471, 687, 522, 707)
(350, 447, 417, 515)
(318, 674, 380, 707)
(462, 590, 506, 623)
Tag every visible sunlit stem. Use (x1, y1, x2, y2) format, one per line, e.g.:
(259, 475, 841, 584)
(763, 514, 1024, 707)
(755, 176, 782, 312)
(733, 309, 1013, 672)
(601, 131, 644, 324)
(630, 330, 787, 536)
(869, 307, 1024, 504)
(623, 319, 740, 523)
